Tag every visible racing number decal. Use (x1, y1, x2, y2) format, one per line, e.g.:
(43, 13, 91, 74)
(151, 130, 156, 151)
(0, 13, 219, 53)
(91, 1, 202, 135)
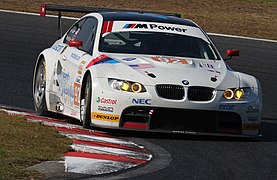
(151, 56, 188, 64)
(74, 82, 81, 106)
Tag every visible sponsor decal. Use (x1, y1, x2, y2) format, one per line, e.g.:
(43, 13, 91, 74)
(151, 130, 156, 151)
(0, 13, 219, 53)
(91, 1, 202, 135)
(132, 98, 151, 105)
(75, 75, 81, 83)
(248, 116, 258, 121)
(52, 44, 64, 52)
(86, 55, 119, 69)
(219, 105, 235, 111)
(246, 105, 259, 113)
(129, 64, 155, 69)
(242, 123, 260, 131)
(78, 60, 86, 75)
(151, 56, 188, 64)
(123, 23, 187, 33)
(98, 106, 114, 113)
(199, 62, 221, 74)
(96, 97, 118, 105)
(70, 53, 81, 61)
(92, 112, 120, 122)
(57, 71, 74, 106)
(122, 58, 136, 61)
(74, 82, 81, 106)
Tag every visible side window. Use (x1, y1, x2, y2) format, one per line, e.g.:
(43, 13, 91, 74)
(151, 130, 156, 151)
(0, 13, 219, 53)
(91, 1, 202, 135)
(64, 17, 98, 54)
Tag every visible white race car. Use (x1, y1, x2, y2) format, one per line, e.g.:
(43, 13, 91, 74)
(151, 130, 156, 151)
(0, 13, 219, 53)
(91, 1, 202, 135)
(33, 4, 262, 137)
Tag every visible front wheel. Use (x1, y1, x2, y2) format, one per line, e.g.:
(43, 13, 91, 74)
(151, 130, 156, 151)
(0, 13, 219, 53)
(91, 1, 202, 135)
(80, 74, 92, 128)
(33, 59, 48, 115)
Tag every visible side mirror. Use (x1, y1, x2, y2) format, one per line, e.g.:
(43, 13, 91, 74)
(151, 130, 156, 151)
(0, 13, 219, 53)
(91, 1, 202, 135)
(225, 49, 239, 61)
(69, 39, 82, 47)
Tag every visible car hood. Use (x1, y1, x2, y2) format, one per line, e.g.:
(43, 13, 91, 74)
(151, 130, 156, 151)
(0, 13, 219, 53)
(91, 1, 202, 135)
(94, 53, 239, 89)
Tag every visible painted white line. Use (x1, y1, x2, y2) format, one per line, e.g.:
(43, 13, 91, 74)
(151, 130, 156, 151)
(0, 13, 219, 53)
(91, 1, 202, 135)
(65, 156, 135, 174)
(0, 8, 276, 43)
(208, 33, 277, 43)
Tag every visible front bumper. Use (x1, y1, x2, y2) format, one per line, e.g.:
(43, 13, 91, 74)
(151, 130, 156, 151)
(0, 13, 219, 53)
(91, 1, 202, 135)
(90, 78, 262, 137)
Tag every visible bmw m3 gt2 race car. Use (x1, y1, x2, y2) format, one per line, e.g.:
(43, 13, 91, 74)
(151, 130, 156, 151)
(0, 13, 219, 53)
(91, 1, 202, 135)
(33, 4, 262, 137)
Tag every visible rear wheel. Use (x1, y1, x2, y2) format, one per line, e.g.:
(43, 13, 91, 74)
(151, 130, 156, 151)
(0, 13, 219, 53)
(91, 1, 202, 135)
(80, 74, 92, 128)
(33, 59, 48, 115)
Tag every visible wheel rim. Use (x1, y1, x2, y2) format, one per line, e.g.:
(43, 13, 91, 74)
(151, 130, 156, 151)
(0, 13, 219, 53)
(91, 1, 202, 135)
(80, 80, 90, 122)
(80, 99, 85, 122)
(34, 63, 46, 109)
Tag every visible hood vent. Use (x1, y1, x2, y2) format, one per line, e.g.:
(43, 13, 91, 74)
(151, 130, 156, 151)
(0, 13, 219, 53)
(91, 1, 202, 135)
(156, 84, 184, 100)
(147, 73, 156, 78)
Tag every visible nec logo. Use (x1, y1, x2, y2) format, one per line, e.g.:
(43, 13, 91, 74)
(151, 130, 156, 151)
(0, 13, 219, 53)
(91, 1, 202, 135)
(132, 98, 152, 105)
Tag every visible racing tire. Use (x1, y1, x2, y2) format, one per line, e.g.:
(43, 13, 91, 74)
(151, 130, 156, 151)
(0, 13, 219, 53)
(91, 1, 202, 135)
(80, 74, 92, 128)
(33, 59, 49, 116)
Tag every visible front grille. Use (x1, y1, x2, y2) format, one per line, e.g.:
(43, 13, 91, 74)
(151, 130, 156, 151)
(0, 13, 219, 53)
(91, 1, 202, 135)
(188, 86, 215, 101)
(156, 84, 184, 100)
(121, 106, 242, 134)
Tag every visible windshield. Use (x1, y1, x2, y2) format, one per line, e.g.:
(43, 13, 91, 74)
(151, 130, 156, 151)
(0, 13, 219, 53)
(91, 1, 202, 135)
(99, 31, 220, 60)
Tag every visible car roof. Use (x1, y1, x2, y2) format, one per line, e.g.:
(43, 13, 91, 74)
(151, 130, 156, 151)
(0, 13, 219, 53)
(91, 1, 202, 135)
(98, 11, 198, 28)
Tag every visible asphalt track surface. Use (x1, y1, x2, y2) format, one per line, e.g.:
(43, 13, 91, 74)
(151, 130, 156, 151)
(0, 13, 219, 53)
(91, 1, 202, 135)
(1, 11, 277, 179)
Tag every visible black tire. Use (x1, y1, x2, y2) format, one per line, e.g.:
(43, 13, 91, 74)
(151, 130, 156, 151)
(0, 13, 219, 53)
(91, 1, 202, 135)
(80, 74, 92, 128)
(33, 59, 49, 115)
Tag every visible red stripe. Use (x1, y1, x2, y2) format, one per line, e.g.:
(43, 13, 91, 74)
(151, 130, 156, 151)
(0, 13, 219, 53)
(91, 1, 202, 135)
(130, 24, 136, 28)
(85, 55, 107, 69)
(25, 115, 67, 124)
(101, 21, 108, 34)
(65, 151, 147, 164)
(107, 21, 114, 32)
(123, 122, 148, 129)
(73, 139, 148, 154)
(55, 126, 115, 138)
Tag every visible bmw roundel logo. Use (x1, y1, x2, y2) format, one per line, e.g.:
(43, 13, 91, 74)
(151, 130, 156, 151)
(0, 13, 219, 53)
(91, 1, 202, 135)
(182, 80, 189, 85)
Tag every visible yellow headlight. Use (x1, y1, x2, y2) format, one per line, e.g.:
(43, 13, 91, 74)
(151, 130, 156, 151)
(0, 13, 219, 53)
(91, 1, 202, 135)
(234, 88, 244, 100)
(224, 89, 234, 99)
(131, 83, 142, 93)
(121, 82, 130, 91)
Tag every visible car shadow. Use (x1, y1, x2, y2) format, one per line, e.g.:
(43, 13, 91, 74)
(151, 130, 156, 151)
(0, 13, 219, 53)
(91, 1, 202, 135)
(43, 112, 277, 143)
(88, 122, 277, 143)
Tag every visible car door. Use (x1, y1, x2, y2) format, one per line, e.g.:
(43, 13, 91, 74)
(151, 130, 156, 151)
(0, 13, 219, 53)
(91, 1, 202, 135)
(55, 17, 98, 117)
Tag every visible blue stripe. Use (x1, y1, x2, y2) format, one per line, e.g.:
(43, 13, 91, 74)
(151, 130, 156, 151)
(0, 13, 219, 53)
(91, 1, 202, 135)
(123, 24, 130, 28)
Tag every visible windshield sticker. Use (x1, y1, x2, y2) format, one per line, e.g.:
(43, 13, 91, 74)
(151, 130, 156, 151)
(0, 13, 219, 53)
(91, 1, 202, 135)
(123, 23, 187, 33)
(151, 56, 188, 64)
(110, 21, 209, 43)
(86, 55, 119, 69)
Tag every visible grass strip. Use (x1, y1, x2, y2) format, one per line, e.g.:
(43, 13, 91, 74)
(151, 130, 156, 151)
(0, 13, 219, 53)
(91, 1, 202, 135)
(0, 111, 72, 179)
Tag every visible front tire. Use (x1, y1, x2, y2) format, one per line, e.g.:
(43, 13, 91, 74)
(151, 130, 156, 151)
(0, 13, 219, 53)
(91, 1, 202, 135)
(80, 74, 92, 128)
(33, 59, 48, 115)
